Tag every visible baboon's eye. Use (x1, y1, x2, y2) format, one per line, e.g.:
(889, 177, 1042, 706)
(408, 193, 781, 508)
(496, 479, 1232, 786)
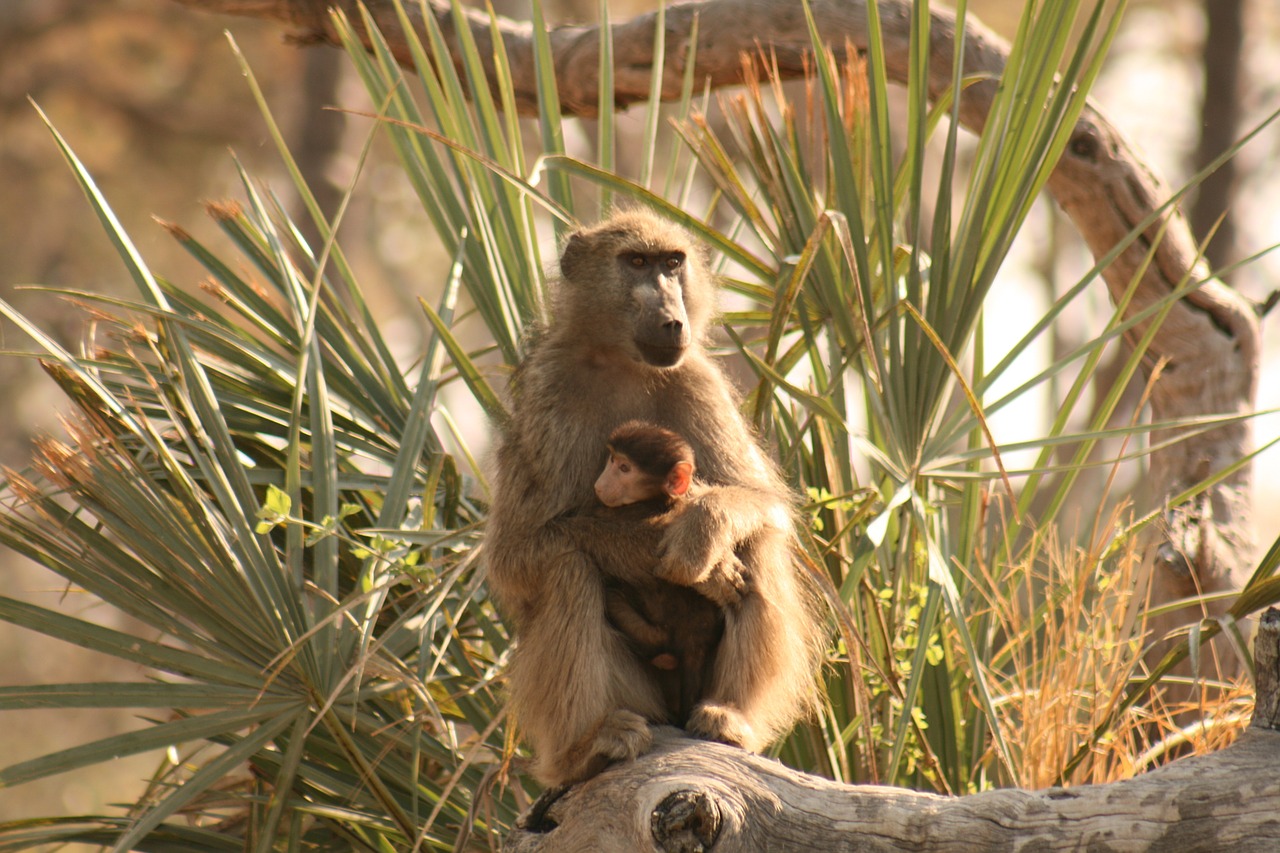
(665, 253, 685, 271)
(626, 253, 647, 268)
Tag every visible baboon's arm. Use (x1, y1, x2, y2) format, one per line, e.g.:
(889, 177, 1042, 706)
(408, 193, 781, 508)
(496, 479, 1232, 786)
(549, 510, 668, 586)
(657, 484, 786, 588)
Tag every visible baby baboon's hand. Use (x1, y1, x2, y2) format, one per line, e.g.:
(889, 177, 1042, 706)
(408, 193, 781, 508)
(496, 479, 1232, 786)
(657, 501, 734, 587)
(692, 556, 747, 606)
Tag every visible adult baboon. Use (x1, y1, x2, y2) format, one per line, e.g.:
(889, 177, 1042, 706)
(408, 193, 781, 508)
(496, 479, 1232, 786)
(485, 210, 825, 787)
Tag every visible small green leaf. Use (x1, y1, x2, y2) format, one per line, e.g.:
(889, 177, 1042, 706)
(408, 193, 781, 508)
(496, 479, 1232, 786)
(254, 483, 292, 533)
(264, 483, 291, 516)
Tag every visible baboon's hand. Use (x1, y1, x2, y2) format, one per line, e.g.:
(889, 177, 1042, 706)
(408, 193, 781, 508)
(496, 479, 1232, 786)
(692, 557, 746, 606)
(657, 501, 735, 587)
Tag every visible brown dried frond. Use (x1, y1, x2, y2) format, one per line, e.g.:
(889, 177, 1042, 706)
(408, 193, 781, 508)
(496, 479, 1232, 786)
(154, 216, 191, 242)
(56, 294, 121, 327)
(839, 40, 869, 125)
(32, 434, 85, 491)
(38, 362, 132, 437)
(125, 320, 153, 345)
(198, 276, 229, 301)
(4, 466, 45, 507)
(204, 199, 243, 222)
(737, 49, 796, 126)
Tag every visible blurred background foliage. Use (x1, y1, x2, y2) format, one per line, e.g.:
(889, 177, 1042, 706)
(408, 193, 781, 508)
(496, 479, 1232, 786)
(0, 0, 1278, 844)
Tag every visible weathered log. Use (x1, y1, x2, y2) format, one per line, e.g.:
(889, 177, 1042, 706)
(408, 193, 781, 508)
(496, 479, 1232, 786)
(503, 608, 1280, 851)
(170, 0, 1260, 622)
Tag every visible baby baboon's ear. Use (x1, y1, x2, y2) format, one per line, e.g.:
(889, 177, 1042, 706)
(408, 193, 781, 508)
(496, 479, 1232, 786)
(666, 459, 694, 498)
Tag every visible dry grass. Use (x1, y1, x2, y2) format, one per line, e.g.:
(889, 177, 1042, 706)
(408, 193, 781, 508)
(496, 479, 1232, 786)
(973, 505, 1252, 789)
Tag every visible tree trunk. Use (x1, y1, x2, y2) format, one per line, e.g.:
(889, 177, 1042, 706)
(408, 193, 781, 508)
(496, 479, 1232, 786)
(170, 0, 1261, 637)
(504, 606, 1280, 851)
(1190, 0, 1244, 275)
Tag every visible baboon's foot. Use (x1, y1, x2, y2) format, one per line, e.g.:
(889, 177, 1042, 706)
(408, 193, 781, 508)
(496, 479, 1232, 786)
(550, 709, 654, 785)
(593, 708, 654, 761)
(687, 701, 757, 751)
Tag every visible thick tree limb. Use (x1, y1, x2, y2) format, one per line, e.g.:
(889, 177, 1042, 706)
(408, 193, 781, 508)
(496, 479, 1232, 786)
(172, 0, 1261, 614)
(503, 608, 1280, 850)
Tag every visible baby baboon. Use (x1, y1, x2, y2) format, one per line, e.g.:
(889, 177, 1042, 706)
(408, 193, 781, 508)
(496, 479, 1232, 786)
(585, 420, 730, 725)
(485, 209, 826, 787)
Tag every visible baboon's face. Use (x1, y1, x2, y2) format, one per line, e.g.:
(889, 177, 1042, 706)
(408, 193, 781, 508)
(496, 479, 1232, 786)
(618, 248, 691, 368)
(558, 212, 713, 370)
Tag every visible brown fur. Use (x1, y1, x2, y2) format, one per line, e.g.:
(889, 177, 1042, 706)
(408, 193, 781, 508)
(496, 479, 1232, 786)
(485, 210, 826, 786)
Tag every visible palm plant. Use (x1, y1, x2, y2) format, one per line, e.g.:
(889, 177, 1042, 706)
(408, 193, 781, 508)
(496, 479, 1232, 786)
(1, 0, 1278, 848)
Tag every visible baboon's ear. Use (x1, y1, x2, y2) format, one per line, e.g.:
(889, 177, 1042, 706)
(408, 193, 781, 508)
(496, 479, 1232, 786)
(560, 232, 589, 280)
(666, 460, 693, 498)
(694, 241, 713, 269)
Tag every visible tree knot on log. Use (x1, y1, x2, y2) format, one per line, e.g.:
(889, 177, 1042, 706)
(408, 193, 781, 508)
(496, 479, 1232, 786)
(517, 784, 570, 834)
(652, 789, 722, 852)
(1156, 500, 1216, 583)
(1067, 126, 1101, 162)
